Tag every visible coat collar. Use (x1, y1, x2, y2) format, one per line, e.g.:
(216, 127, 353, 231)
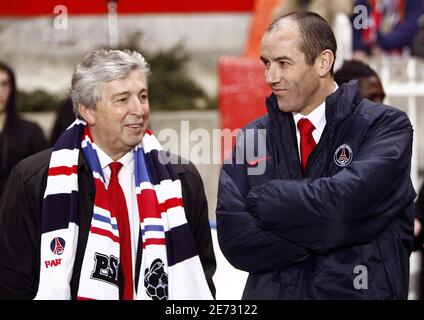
(264, 80, 363, 179)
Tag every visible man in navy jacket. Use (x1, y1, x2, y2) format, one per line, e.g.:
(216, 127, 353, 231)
(216, 11, 415, 299)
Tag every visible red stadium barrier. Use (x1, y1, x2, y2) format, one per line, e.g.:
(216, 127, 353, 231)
(218, 56, 270, 159)
(0, 0, 255, 16)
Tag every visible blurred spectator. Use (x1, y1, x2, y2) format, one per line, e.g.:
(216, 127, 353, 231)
(273, 0, 353, 25)
(50, 97, 75, 145)
(411, 13, 424, 57)
(334, 59, 386, 103)
(352, 0, 424, 59)
(0, 61, 48, 197)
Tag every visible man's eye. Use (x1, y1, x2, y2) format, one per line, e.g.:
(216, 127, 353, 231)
(116, 97, 127, 103)
(139, 94, 148, 103)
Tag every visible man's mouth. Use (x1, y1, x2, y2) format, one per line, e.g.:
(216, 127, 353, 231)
(125, 124, 143, 129)
(272, 87, 287, 93)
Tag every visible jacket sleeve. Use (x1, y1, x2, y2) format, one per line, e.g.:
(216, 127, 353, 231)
(0, 164, 41, 299)
(246, 110, 415, 253)
(216, 148, 311, 274)
(179, 163, 217, 298)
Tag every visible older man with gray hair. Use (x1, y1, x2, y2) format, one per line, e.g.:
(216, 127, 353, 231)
(0, 49, 216, 300)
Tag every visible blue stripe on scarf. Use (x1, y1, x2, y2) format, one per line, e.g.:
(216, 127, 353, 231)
(134, 147, 151, 186)
(141, 225, 164, 236)
(93, 213, 118, 230)
(82, 140, 105, 183)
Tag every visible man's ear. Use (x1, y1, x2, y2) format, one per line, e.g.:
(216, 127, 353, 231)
(78, 104, 95, 125)
(318, 49, 334, 77)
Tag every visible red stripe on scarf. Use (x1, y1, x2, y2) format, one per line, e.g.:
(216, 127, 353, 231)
(137, 189, 184, 220)
(76, 296, 95, 300)
(93, 179, 111, 211)
(90, 226, 120, 243)
(137, 189, 161, 219)
(142, 238, 166, 249)
(48, 165, 78, 176)
(83, 126, 93, 141)
(160, 197, 184, 212)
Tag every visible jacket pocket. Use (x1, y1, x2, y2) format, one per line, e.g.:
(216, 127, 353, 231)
(242, 272, 281, 300)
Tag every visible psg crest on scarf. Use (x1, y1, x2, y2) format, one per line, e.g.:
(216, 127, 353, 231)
(334, 144, 353, 167)
(50, 237, 66, 255)
(144, 258, 168, 300)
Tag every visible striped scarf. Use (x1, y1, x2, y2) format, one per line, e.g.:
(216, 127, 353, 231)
(35, 119, 212, 300)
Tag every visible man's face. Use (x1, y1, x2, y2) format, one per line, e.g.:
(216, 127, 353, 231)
(359, 75, 385, 104)
(81, 70, 149, 159)
(0, 70, 11, 113)
(260, 20, 322, 115)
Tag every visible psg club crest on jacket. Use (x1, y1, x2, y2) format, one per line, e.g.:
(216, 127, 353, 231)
(50, 237, 66, 255)
(334, 144, 353, 167)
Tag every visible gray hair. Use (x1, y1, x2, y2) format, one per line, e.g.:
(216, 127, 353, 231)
(70, 49, 150, 119)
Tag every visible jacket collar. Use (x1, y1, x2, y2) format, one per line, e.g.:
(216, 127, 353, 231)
(264, 80, 363, 179)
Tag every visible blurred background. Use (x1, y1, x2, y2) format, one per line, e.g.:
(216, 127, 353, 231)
(1, 0, 424, 299)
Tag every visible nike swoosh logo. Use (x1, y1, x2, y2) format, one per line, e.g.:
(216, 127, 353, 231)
(248, 156, 271, 166)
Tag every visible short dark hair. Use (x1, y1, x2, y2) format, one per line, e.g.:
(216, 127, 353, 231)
(334, 60, 379, 85)
(268, 11, 337, 74)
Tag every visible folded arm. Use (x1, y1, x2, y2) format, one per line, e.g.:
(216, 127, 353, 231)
(216, 161, 311, 274)
(246, 111, 415, 253)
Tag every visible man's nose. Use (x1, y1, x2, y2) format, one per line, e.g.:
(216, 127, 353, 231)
(130, 96, 144, 116)
(265, 63, 281, 84)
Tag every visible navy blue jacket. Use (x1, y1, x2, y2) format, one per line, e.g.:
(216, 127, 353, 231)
(216, 81, 416, 299)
